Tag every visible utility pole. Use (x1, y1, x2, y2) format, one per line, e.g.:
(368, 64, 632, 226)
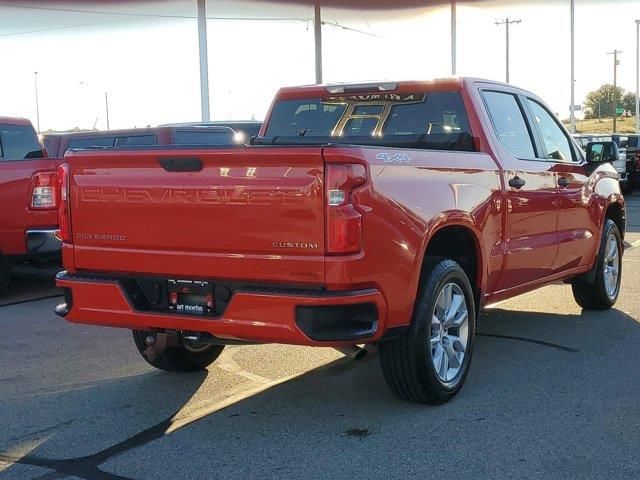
(314, 2, 323, 84)
(105, 92, 110, 130)
(451, 0, 457, 76)
(608, 49, 622, 133)
(570, 0, 576, 133)
(636, 20, 640, 135)
(495, 17, 521, 83)
(34, 72, 40, 133)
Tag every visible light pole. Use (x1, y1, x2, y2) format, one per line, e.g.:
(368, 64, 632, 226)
(495, 17, 521, 83)
(570, 0, 576, 133)
(105, 92, 110, 130)
(636, 20, 640, 135)
(608, 49, 622, 133)
(314, 1, 323, 84)
(34, 72, 40, 133)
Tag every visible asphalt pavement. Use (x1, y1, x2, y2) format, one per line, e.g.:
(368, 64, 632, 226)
(1, 191, 639, 480)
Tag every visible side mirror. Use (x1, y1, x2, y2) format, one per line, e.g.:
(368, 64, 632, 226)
(586, 141, 619, 163)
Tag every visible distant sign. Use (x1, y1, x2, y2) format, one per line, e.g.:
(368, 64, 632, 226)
(570, 105, 582, 112)
(616, 107, 625, 115)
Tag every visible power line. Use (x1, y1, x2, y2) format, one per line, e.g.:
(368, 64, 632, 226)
(0, 2, 300, 20)
(0, 3, 380, 38)
(0, 21, 123, 38)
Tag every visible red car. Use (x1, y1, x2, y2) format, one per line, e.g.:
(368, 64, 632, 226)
(54, 78, 625, 404)
(0, 117, 62, 294)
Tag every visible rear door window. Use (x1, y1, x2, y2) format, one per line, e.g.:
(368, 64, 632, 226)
(482, 91, 536, 159)
(0, 124, 44, 161)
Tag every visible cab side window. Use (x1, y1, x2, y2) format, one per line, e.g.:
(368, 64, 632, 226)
(526, 99, 574, 162)
(482, 91, 536, 159)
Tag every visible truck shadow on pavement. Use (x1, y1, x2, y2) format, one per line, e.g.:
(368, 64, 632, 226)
(2, 305, 640, 479)
(0, 267, 61, 307)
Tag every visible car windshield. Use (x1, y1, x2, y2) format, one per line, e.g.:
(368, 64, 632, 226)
(260, 90, 474, 151)
(0, 124, 44, 161)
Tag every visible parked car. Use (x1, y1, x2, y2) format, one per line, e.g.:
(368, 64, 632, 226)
(41, 125, 239, 158)
(0, 117, 62, 294)
(54, 78, 625, 404)
(573, 134, 628, 185)
(613, 134, 640, 186)
(160, 121, 262, 143)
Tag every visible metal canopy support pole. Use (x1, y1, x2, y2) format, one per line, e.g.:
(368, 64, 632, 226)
(314, 2, 323, 84)
(570, 0, 576, 133)
(451, 0, 457, 76)
(197, 0, 211, 121)
(34, 72, 40, 133)
(636, 20, 640, 134)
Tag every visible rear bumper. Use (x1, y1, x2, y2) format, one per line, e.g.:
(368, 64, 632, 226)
(55, 272, 388, 346)
(26, 229, 61, 255)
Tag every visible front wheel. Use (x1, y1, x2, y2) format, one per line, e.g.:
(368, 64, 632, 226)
(572, 219, 622, 310)
(132, 330, 225, 372)
(380, 258, 476, 405)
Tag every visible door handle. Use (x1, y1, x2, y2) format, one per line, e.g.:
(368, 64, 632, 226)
(508, 176, 526, 189)
(158, 157, 203, 172)
(558, 177, 570, 188)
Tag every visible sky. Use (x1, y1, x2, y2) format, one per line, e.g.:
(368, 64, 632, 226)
(0, 0, 638, 131)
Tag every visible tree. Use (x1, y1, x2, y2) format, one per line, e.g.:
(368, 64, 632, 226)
(622, 92, 636, 113)
(583, 84, 626, 119)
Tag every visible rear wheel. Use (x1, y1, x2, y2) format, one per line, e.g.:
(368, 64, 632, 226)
(572, 219, 622, 310)
(132, 330, 224, 372)
(380, 258, 476, 405)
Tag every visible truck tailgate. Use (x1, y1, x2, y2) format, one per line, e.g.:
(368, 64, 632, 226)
(66, 147, 325, 284)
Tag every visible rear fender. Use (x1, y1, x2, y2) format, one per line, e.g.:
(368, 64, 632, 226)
(411, 212, 485, 309)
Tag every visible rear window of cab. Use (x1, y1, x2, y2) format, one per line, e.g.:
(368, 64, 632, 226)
(0, 124, 44, 161)
(265, 91, 472, 139)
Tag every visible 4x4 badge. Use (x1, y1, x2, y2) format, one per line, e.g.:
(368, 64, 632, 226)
(376, 152, 412, 163)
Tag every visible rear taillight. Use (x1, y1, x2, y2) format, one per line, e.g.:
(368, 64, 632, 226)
(325, 163, 367, 255)
(56, 164, 71, 243)
(30, 171, 57, 209)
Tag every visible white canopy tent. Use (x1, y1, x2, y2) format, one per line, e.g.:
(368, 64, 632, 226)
(0, 0, 620, 133)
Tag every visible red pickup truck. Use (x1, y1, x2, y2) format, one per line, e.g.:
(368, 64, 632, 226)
(0, 117, 61, 294)
(54, 78, 625, 404)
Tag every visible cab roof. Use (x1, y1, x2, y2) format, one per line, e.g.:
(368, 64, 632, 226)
(275, 77, 514, 100)
(0, 116, 34, 127)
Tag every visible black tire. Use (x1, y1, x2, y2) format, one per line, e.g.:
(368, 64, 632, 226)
(572, 219, 622, 310)
(379, 258, 476, 405)
(0, 256, 10, 297)
(132, 330, 224, 372)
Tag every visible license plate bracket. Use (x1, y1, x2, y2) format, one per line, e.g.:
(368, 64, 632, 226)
(167, 279, 214, 316)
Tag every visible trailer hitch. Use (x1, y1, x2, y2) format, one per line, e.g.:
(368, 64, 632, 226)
(143, 331, 179, 362)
